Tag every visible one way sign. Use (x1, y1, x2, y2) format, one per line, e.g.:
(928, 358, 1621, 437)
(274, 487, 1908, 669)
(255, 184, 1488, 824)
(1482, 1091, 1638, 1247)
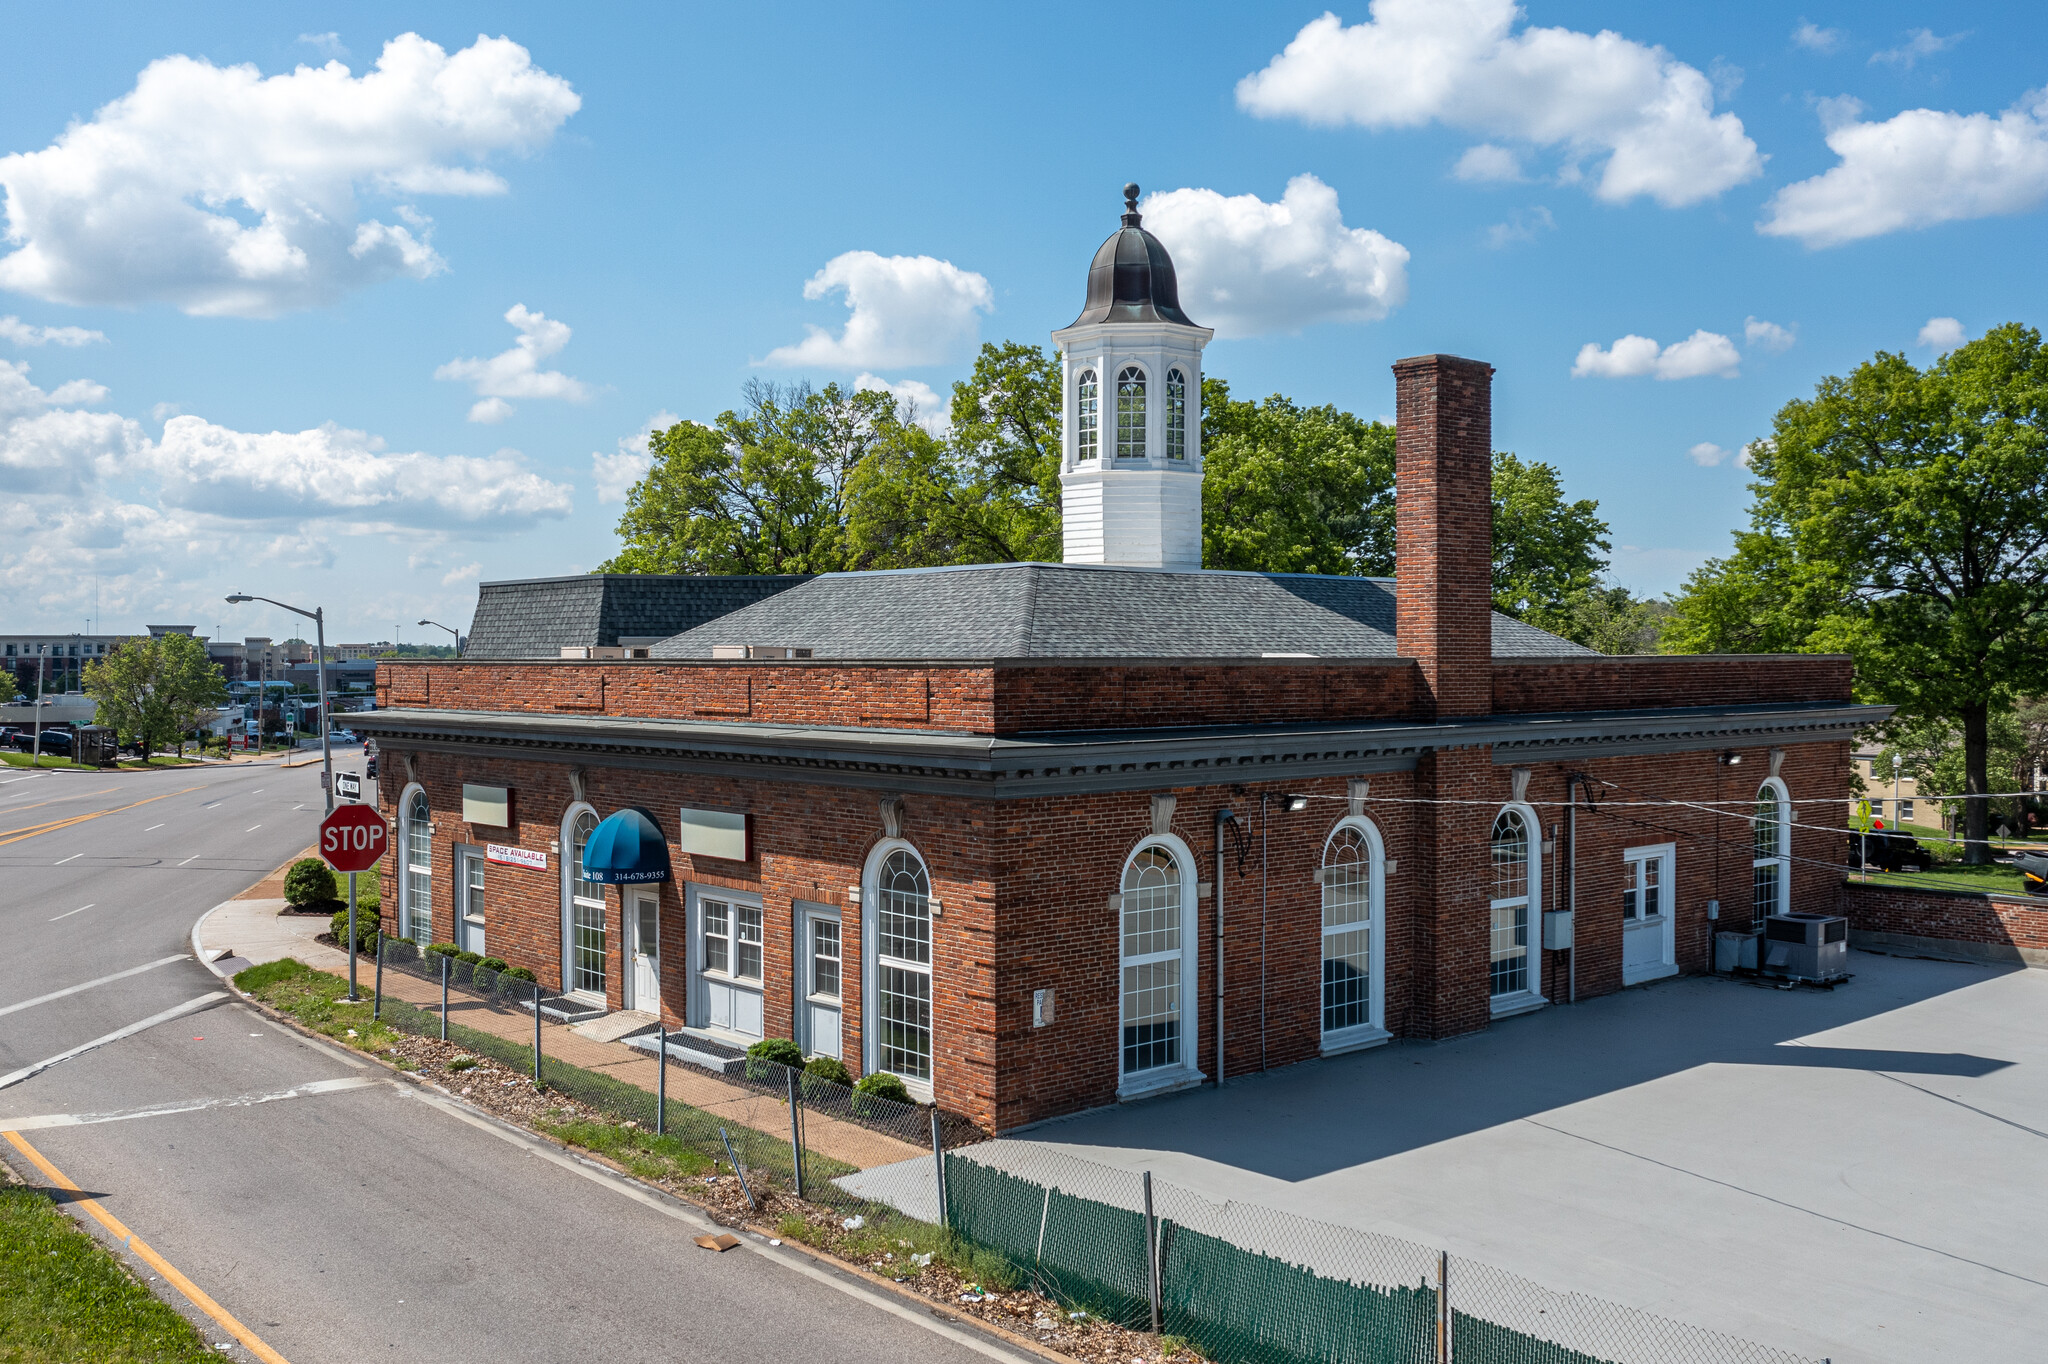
(334, 771, 362, 802)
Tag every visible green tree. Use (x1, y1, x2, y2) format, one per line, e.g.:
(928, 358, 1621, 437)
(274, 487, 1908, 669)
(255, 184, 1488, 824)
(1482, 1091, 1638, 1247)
(1200, 380, 1397, 574)
(83, 634, 228, 758)
(1665, 323, 2048, 861)
(1490, 453, 1610, 619)
(940, 340, 1064, 562)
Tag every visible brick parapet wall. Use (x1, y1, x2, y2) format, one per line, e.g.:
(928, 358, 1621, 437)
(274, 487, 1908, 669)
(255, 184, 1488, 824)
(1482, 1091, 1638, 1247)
(1492, 656, 1854, 714)
(1835, 880, 2048, 959)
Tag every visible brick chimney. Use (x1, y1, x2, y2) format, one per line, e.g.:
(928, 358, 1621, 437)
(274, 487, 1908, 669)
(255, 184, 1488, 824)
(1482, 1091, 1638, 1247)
(1393, 354, 1494, 718)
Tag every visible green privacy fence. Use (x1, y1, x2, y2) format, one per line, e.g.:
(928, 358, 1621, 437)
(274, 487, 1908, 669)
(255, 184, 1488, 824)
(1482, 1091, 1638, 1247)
(941, 1146, 1824, 1364)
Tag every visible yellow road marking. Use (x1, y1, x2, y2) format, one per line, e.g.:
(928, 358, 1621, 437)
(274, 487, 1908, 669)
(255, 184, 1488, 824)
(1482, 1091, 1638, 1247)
(1, 1128, 292, 1364)
(0, 788, 119, 818)
(0, 786, 203, 848)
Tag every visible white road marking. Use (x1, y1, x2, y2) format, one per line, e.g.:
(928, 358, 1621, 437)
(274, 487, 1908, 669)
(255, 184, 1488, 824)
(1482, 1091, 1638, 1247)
(201, 801, 222, 808)
(145, 823, 165, 831)
(178, 855, 200, 866)
(245, 825, 262, 832)
(0, 992, 228, 1090)
(251, 788, 264, 793)
(397, 1086, 1028, 1364)
(53, 853, 83, 865)
(0, 1075, 377, 1132)
(48, 904, 96, 922)
(0, 955, 188, 1018)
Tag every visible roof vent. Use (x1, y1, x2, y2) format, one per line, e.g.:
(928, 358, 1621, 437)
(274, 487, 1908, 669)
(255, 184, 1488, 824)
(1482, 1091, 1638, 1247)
(711, 645, 813, 660)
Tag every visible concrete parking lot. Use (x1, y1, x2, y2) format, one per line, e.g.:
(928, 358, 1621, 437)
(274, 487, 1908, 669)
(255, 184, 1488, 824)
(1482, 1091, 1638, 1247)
(1001, 952, 2046, 1364)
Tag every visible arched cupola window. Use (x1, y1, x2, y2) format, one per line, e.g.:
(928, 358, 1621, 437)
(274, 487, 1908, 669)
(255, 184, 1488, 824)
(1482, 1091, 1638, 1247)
(1165, 368, 1188, 460)
(1116, 366, 1147, 459)
(1075, 369, 1099, 462)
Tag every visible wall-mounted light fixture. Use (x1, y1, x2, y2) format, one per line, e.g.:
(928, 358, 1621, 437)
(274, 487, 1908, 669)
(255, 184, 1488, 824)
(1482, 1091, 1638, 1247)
(1282, 794, 1309, 813)
(1719, 751, 1743, 766)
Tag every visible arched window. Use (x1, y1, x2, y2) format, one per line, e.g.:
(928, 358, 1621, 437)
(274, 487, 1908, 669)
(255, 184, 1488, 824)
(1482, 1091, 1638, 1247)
(1075, 369, 1099, 461)
(401, 788, 433, 943)
(1321, 822, 1381, 1037)
(1116, 366, 1147, 459)
(874, 847, 933, 1083)
(1120, 844, 1184, 1075)
(1752, 780, 1791, 924)
(567, 809, 607, 996)
(1490, 808, 1535, 1000)
(1165, 368, 1188, 460)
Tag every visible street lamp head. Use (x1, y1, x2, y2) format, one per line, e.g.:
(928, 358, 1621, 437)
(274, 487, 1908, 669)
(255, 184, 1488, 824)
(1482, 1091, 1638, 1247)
(417, 619, 433, 626)
(226, 593, 252, 603)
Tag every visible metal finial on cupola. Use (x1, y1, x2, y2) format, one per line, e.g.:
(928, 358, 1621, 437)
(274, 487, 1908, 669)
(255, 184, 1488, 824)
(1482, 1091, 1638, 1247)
(1122, 182, 1141, 225)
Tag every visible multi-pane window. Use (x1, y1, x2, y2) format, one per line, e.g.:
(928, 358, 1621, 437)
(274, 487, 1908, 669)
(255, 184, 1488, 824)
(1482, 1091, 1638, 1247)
(810, 917, 841, 1000)
(1489, 809, 1532, 998)
(702, 898, 730, 975)
(403, 790, 432, 943)
(876, 849, 933, 1082)
(1622, 850, 1662, 922)
(1075, 369, 1099, 461)
(1322, 825, 1373, 1034)
(1120, 846, 1183, 1074)
(569, 810, 607, 994)
(1752, 784, 1788, 924)
(734, 903, 764, 981)
(1165, 368, 1188, 460)
(1116, 366, 1147, 459)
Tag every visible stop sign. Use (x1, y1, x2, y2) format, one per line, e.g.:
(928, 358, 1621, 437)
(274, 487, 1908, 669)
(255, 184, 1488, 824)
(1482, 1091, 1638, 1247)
(320, 803, 388, 873)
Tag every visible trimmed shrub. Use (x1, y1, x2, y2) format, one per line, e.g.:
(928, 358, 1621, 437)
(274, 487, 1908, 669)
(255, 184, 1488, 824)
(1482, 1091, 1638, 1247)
(503, 966, 538, 983)
(329, 907, 379, 954)
(853, 1071, 912, 1110)
(478, 956, 509, 973)
(803, 1055, 853, 1089)
(426, 942, 461, 958)
(455, 950, 483, 965)
(745, 1036, 804, 1082)
(284, 858, 337, 907)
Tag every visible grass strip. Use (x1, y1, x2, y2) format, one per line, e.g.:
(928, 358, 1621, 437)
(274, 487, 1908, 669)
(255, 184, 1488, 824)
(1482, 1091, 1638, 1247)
(0, 1183, 216, 1363)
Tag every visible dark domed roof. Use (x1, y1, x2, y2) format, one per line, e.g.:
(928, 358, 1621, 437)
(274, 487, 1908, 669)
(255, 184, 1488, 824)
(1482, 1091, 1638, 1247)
(1066, 183, 1199, 328)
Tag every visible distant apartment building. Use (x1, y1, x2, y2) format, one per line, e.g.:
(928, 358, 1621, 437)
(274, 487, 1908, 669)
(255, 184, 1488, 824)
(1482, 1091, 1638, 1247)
(1853, 747, 1921, 827)
(2, 634, 129, 696)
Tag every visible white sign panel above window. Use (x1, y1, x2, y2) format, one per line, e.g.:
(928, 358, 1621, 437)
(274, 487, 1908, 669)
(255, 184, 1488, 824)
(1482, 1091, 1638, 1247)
(487, 843, 547, 871)
(463, 784, 511, 827)
(679, 807, 751, 862)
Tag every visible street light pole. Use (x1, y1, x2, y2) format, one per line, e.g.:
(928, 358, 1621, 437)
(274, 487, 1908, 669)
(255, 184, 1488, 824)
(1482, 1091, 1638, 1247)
(418, 619, 463, 655)
(228, 594, 332, 814)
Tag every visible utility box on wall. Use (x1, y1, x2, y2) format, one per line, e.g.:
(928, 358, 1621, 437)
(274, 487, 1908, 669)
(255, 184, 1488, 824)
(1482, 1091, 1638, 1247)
(1541, 910, 1574, 950)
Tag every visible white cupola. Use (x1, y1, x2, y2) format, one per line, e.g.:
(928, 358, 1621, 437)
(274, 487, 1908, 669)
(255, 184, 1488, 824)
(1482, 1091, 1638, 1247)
(1054, 184, 1214, 571)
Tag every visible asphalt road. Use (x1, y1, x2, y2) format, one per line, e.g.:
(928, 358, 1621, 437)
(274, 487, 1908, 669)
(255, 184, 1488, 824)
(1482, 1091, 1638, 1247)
(0, 758, 1009, 1364)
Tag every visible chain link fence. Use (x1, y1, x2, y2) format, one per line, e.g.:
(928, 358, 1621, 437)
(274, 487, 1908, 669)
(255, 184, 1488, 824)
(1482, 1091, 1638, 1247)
(933, 1142, 1826, 1364)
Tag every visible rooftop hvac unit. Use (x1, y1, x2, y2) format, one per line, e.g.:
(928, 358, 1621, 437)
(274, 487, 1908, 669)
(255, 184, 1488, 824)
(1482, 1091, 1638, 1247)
(1761, 913, 1849, 984)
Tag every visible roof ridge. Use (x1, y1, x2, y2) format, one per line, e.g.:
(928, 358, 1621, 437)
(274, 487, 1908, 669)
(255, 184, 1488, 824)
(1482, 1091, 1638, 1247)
(1019, 563, 1041, 656)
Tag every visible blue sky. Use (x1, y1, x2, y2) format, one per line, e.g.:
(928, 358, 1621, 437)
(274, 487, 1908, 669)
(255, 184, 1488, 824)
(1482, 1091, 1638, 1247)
(3, 1, 2044, 642)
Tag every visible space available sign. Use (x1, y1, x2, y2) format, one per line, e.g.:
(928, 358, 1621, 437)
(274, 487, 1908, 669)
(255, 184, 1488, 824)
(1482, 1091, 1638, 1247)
(486, 843, 548, 871)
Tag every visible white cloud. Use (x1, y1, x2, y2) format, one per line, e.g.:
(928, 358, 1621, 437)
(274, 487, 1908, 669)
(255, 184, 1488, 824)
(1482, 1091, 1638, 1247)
(1454, 143, 1524, 183)
(1918, 316, 1965, 348)
(0, 316, 105, 347)
(1737, 440, 1766, 468)
(1572, 330, 1741, 379)
(0, 34, 579, 316)
(0, 359, 108, 413)
(761, 252, 991, 370)
(1871, 29, 1968, 70)
(591, 410, 678, 503)
(440, 561, 481, 586)
(1235, 1, 1761, 207)
(1759, 89, 2048, 246)
(1792, 22, 1842, 55)
(298, 32, 348, 58)
(1744, 316, 1797, 352)
(1, 408, 148, 495)
(1687, 441, 1729, 466)
(1485, 205, 1554, 248)
(436, 304, 591, 421)
(151, 401, 182, 422)
(146, 416, 573, 528)
(1138, 175, 1408, 338)
(855, 374, 951, 436)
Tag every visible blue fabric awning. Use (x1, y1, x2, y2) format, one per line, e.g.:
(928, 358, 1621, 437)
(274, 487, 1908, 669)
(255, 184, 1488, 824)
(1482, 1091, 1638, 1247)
(582, 807, 671, 884)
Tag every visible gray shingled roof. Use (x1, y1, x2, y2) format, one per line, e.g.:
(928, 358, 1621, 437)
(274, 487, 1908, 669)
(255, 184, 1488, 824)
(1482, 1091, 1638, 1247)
(649, 563, 1595, 660)
(464, 574, 811, 659)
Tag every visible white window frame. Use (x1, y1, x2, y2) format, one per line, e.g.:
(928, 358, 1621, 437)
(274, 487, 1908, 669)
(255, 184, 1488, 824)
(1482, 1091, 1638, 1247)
(1752, 778, 1792, 925)
(1620, 841, 1678, 985)
(1075, 369, 1100, 462)
(398, 783, 433, 944)
(1115, 833, 1205, 1099)
(861, 838, 936, 1100)
(686, 881, 766, 1040)
(1164, 367, 1188, 460)
(1488, 802, 1547, 1018)
(1115, 364, 1148, 461)
(560, 802, 607, 1001)
(1319, 816, 1389, 1053)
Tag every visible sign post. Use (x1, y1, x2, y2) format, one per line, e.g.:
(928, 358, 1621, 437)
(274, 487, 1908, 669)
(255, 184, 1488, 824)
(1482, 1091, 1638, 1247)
(320, 804, 388, 1002)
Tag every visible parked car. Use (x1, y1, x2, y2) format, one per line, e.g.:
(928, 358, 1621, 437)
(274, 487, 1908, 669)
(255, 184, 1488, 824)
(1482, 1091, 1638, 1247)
(1859, 829, 1935, 872)
(329, 729, 358, 745)
(11, 729, 72, 755)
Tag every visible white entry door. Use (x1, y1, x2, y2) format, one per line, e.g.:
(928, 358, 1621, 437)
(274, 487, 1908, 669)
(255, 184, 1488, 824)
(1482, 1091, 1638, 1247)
(689, 886, 763, 1041)
(458, 852, 487, 957)
(798, 902, 842, 1060)
(628, 890, 661, 1016)
(1621, 844, 1677, 984)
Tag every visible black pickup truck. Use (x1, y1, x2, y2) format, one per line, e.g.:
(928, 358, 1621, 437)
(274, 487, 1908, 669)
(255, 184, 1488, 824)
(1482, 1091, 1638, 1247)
(1858, 830, 1936, 873)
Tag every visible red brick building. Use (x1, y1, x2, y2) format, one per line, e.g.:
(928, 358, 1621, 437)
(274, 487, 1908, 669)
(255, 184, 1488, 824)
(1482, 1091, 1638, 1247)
(359, 198, 1881, 1132)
